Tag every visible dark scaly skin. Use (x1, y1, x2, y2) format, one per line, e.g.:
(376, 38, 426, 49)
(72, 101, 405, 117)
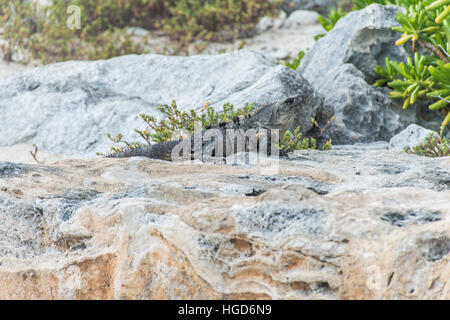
(105, 115, 264, 161)
(105, 92, 327, 161)
(105, 139, 183, 161)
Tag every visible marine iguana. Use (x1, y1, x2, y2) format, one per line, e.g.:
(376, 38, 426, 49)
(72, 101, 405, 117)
(106, 92, 328, 161)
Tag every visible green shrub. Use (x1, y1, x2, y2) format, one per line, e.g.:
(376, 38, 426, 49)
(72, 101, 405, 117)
(99, 101, 255, 156)
(157, 0, 281, 42)
(405, 132, 449, 157)
(0, 0, 280, 64)
(285, 50, 306, 70)
(372, 0, 450, 139)
(278, 116, 335, 152)
(0, 0, 148, 63)
(65, 0, 281, 41)
(279, 122, 333, 152)
(314, 8, 347, 40)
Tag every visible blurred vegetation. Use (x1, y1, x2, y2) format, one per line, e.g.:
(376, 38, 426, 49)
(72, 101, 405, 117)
(0, 0, 280, 64)
(285, 49, 306, 70)
(406, 133, 449, 157)
(280, 117, 334, 152)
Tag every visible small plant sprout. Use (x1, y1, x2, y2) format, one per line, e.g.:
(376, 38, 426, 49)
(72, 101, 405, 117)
(405, 133, 449, 157)
(285, 50, 306, 70)
(312, 115, 336, 137)
(279, 116, 334, 152)
(315, 8, 347, 40)
(96, 134, 143, 156)
(29, 144, 40, 164)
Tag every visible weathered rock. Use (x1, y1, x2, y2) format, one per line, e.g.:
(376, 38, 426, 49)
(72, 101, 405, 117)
(32, 0, 52, 6)
(126, 27, 150, 37)
(0, 145, 448, 299)
(301, 5, 408, 84)
(257, 16, 275, 32)
(260, 46, 292, 60)
(299, 4, 446, 144)
(0, 50, 325, 157)
(256, 11, 288, 32)
(390, 124, 440, 151)
(274, 11, 289, 29)
(282, 10, 320, 29)
(310, 63, 406, 143)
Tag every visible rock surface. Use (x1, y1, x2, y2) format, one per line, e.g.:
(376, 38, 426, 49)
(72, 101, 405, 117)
(390, 124, 440, 151)
(299, 4, 446, 144)
(282, 10, 320, 29)
(257, 11, 288, 32)
(300, 5, 407, 85)
(0, 50, 326, 157)
(0, 146, 448, 299)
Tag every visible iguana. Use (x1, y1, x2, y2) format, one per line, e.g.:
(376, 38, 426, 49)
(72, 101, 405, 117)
(105, 92, 328, 161)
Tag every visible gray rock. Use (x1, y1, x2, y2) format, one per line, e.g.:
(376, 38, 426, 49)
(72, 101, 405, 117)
(0, 162, 28, 179)
(332, 141, 390, 151)
(256, 16, 275, 32)
(33, 0, 52, 7)
(282, 10, 320, 29)
(301, 4, 407, 85)
(417, 233, 450, 262)
(260, 46, 292, 60)
(256, 11, 288, 32)
(299, 4, 445, 144)
(126, 27, 150, 37)
(314, 63, 409, 143)
(389, 124, 440, 151)
(274, 11, 288, 29)
(270, 48, 292, 60)
(0, 50, 324, 157)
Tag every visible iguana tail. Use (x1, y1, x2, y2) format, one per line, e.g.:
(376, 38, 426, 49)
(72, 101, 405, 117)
(105, 139, 184, 161)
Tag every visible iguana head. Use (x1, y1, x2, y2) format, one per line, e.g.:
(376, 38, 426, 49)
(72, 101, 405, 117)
(253, 91, 328, 137)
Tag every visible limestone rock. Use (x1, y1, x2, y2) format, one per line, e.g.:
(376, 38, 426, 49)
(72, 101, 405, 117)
(256, 16, 275, 32)
(260, 46, 292, 60)
(282, 10, 320, 29)
(390, 124, 441, 151)
(300, 5, 408, 84)
(256, 11, 288, 32)
(126, 27, 150, 37)
(299, 4, 444, 144)
(311, 63, 407, 143)
(0, 50, 324, 157)
(0, 145, 448, 299)
(274, 11, 289, 29)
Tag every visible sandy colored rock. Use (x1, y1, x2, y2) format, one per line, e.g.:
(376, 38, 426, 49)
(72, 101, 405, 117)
(0, 144, 448, 299)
